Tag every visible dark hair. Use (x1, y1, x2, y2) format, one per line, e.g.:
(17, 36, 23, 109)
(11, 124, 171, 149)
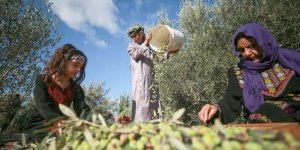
(234, 32, 258, 46)
(44, 43, 87, 84)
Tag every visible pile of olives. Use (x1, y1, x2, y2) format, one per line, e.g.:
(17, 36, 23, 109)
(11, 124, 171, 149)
(32, 106, 300, 150)
(38, 120, 299, 150)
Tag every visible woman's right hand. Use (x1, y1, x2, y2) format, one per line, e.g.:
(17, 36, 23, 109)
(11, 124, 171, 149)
(144, 32, 152, 45)
(198, 104, 218, 123)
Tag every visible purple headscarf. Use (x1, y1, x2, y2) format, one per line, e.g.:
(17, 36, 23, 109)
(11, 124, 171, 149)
(232, 23, 300, 112)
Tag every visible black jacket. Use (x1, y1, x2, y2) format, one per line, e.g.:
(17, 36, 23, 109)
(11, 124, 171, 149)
(26, 74, 90, 136)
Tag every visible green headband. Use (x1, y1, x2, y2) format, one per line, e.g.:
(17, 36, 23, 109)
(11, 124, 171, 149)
(127, 24, 144, 37)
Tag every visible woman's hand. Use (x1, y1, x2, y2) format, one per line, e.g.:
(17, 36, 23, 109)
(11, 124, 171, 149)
(292, 94, 300, 101)
(198, 104, 218, 123)
(144, 32, 152, 45)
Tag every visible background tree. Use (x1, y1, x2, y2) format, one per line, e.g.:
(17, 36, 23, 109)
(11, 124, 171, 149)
(0, 0, 60, 96)
(83, 83, 117, 124)
(1, 96, 36, 132)
(0, 0, 60, 132)
(155, 0, 300, 126)
(157, 6, 172, 27)
(0, 94, 22, 131)
(116, 93, 131, 118)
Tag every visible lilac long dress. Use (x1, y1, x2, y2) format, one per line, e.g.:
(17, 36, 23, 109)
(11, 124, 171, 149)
(127, 41, 161, 123)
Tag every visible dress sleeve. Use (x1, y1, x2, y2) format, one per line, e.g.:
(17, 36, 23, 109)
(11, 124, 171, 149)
(217, 67, 243, 124)
(72, 84, 90, 118)
(34, 74, 64, 120)
(127, 42, 153, 61)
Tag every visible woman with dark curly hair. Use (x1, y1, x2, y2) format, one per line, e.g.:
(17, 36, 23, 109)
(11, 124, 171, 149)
(26, 43, 90, 140)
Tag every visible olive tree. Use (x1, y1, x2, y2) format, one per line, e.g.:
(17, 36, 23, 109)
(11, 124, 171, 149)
(0, 0, 60, 96)
(116, 93, 131, 118)
(83, 83, 116, 123)
(0, 0, 60, 132)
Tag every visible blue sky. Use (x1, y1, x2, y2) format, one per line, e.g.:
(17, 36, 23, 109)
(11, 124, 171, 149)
(48, 0, 182, 100)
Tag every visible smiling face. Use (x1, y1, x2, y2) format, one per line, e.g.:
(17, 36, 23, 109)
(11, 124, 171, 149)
(236, 37, 263, 63)
(64, 59, 85, 78)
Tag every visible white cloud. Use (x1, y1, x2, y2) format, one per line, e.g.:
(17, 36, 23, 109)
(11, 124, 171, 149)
(48, 0, 120, 47)
(134, 0, 143, 8)
(123, 0, 143, 18)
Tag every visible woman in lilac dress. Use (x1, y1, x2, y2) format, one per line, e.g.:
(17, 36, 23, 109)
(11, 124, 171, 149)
(126, 24, 161, 122)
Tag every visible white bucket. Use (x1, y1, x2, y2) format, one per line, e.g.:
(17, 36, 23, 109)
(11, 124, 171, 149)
(150, 24, 185, 52)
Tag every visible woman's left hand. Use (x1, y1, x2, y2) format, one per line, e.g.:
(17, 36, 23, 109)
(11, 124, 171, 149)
(292, 94, 300, 101)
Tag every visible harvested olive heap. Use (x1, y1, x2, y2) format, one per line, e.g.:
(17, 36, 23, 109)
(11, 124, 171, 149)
(30, 106, 300, 150)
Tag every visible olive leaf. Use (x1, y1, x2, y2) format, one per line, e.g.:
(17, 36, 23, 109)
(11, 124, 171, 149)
(98, 113, 107, 127)
(171, 108, 185, 123)
(48, 139, 56, 150)
(169, 138, 189, 150)
(59, 104, 78, 119)
(92, 114, 97, 123)
(84, 129, 95, 150)
(115, 127, 134, 134)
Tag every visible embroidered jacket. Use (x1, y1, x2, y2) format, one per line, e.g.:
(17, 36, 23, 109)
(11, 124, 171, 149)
(217, 63, 300, 124)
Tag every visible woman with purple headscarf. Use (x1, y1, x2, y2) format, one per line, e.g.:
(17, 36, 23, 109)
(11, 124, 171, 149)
(198, 23, 300, 124)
